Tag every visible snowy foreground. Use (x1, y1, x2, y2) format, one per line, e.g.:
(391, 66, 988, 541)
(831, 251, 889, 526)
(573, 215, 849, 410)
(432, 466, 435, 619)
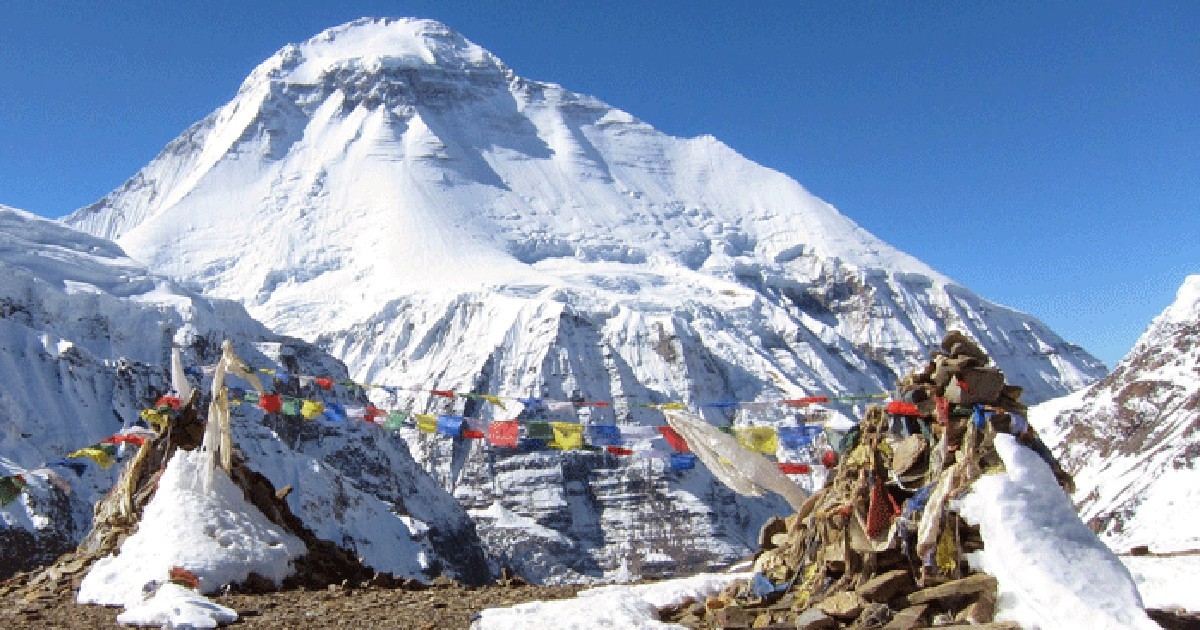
(476, 434, 1164, 630)
(472, 572, 746, 629)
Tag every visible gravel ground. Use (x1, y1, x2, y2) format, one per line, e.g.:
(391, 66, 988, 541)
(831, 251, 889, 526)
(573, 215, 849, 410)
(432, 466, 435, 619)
(0, 580, 586, 629)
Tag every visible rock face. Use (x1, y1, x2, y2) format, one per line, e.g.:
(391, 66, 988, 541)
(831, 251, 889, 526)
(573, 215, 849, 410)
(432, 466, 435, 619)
(63, 18, 1106, 581)
(0, 206, 488, 582)
(1033, 274, 1200, 553)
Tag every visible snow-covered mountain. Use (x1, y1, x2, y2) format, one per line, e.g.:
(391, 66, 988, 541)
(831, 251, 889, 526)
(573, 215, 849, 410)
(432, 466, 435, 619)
(63, 18, 1108, 581)
(0, 205, 488, 581)
(1034, 275, 1200, 554)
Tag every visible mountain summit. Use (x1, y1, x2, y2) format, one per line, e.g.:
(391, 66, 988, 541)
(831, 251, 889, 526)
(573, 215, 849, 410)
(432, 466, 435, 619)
(64, 18, 1107, 581)
(66, 17, 1102, 403)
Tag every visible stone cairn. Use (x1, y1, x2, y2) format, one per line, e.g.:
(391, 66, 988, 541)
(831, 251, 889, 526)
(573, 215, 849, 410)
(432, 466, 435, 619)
(0, 393, 383, 616)
(661, 331, 1072, 629)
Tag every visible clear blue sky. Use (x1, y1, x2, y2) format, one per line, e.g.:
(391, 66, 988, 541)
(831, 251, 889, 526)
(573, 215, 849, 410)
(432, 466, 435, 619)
(1, 2, 1196, 366)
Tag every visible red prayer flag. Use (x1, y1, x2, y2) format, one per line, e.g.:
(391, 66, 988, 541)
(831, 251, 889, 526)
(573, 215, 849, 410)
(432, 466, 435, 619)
(821, 450, 838, 468)
(885, 401, 921, 416)
(463, 429, 485, 439)
(364, 405, 384, 422)
(314, 377, 334, 390)
(606, 446, 633, 456)
(102, 434, 146, 447)
(778, 462, 812, 474)
(259, 394, 283, 413)
(584, 401, 610, 408)
(486, 420, 519, 448)
(783, 396, 828, 407)
(155, 396, 182, 410)
(432, 389, 455, 398)
(656, 425, 691, 453)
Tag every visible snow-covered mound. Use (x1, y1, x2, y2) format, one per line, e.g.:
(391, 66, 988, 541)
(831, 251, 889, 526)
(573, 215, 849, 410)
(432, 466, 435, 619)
(956, 434, 1156, 629)
(63, 18, 1107, 580)
(0, 205, 489, 582)
(1032, 274, 1200, 553)
(78, 449, 305, 605)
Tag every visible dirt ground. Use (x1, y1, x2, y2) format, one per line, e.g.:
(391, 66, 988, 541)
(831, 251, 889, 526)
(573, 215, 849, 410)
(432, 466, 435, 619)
(0, 580, 586, 629)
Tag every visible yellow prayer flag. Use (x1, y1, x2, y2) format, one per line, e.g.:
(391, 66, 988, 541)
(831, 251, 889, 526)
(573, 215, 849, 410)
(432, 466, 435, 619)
(68, 446, 115, 468)
(300, 400, 325, 420)
(550, 422, 584, 450)
(736, 426, 779, 455)
(652, 402, 688, 411)
(415, 414, 438, 434)
(140, 408, 169, 431)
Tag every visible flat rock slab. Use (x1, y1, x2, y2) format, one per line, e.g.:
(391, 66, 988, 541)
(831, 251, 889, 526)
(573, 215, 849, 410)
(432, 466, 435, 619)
(856, 568, 915, 603)
(905, 573, 997, 606)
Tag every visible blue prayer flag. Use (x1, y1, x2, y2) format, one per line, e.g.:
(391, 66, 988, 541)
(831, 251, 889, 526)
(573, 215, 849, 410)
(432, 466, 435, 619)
(323, 402, 347, 422)
(777, 425, 825, 448)
(586, 424, 622, 446)
(437, 414, 464, 436)
(669, 453, 697, 471)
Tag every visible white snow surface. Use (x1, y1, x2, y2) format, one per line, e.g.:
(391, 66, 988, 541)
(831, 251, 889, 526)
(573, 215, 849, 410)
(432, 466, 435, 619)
(1032, 274, 1200, 554)
(78, 449, 306, 606)
(955, 434, 1156, 629)
(115, 583, 238, 629)
(471, 571, 746, 629)
(1121, 555, 1200, 611)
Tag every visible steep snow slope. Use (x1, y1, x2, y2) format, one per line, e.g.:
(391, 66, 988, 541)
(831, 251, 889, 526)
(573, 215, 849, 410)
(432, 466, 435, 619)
(1033, 275, 1200, 553)
(64, 18, 1107, 580)
(0, 205, 488, 581)
(66, 18, 1104, 405)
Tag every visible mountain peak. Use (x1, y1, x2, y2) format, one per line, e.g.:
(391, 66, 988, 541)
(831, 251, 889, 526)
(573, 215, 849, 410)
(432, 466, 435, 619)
(249, 17, 507, 87)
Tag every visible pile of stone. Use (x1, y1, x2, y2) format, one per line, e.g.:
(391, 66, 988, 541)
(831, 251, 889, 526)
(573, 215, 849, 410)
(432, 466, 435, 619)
(661, 331, 1071, 629)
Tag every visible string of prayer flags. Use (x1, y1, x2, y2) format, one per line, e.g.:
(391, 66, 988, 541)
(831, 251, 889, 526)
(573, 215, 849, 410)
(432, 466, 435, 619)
(550, 422, 584, 450)
(487, 420, 519, 447)
(669, 453, 698, 471)
(778, 462, 812, 475)
(586, 424, 622, 447)
(437, 415, 464, 437)
(300, 400, 325, 420)
(777, 425, 825, 448)
(0, 475, 28, 507)
(657, 425, 690, 453)
(736, 427, 779, 455)
(68, 444, 117, 468)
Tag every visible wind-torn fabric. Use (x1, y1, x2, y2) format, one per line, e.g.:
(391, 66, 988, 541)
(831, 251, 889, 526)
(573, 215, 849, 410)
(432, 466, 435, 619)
(664, 410, 808, 511)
